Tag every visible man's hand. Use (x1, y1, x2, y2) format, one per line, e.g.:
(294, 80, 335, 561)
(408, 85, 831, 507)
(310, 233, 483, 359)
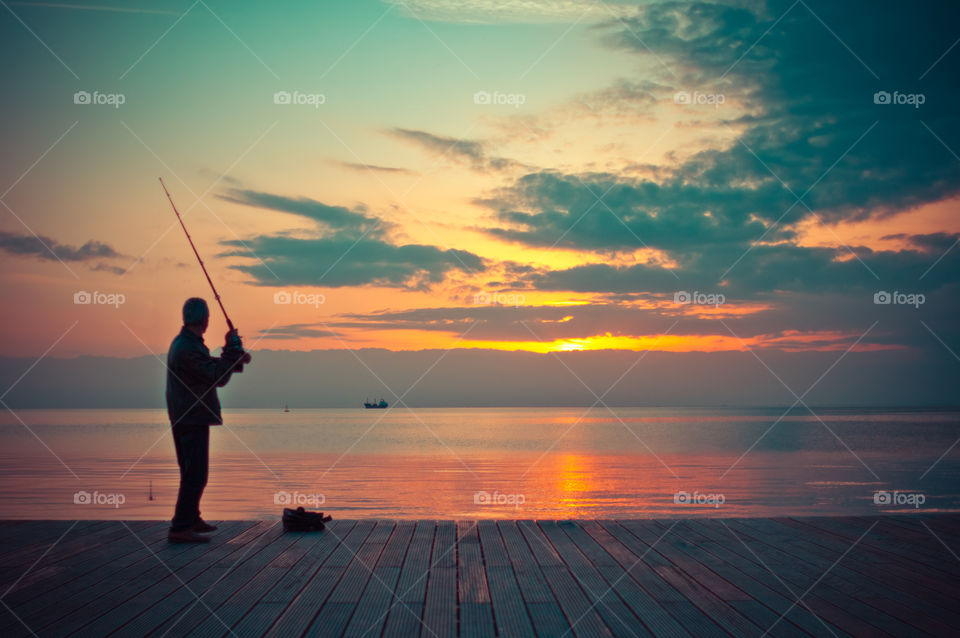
(225, 329, 243, 351)
(224, 329, 251, 369)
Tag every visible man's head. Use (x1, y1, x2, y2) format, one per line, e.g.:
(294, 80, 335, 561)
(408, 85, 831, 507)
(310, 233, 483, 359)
(182, 297, 210, 334)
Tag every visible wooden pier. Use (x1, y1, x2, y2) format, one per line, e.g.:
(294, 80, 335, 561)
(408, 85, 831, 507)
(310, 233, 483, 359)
(1, 515, 958, 637)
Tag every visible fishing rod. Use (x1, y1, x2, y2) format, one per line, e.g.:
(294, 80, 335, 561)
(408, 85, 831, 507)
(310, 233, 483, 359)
(159, 177, 235, 332)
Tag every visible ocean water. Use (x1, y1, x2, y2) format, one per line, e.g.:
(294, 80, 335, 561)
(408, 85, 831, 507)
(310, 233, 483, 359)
(0, 407, 957, 520)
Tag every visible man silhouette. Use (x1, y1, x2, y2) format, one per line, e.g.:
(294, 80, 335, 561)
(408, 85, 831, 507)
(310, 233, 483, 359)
(165, 297, 250, 543)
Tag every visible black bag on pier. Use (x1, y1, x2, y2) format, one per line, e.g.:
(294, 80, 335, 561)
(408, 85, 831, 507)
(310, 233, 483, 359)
(282, 506, 332, 532)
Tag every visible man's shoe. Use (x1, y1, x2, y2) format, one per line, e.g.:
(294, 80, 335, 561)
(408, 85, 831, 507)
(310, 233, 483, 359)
(193, 518, 217, 533)
(168, 529, 211, 543)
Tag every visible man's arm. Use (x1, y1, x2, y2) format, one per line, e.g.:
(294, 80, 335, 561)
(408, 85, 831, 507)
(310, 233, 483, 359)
(180, 343, 244, 392)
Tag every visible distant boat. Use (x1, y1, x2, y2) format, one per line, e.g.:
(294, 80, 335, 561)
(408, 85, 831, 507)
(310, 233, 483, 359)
(364, 398, 388, 409)
(283, 403, 290, 412)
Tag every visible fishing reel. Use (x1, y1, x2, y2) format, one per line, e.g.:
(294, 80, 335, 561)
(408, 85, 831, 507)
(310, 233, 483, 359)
(225, 329, 253, 373)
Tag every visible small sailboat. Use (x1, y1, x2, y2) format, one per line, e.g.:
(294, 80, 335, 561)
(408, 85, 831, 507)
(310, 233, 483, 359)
(283, 403, 290, 412)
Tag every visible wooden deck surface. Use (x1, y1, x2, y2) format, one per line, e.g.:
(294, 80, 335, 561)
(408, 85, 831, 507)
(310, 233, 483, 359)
(0, 515, 958, 637)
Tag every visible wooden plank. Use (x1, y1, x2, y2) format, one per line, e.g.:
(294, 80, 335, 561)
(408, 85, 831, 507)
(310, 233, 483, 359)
(461, 602, 496, 638)
(342, 566, 401, 638)
(234, 521, 357, 637)
(303, 521, 395, 637)
(338, 521, 415, 638)
(76, 522, 294, 638)
(477, 519, 536, 637)
(570, 521, 695, 638)
(187, 525, 363, 638)
(686, 518, 900, 638)
(596, 521, 735, 637)
(264, 520, 377, 638)
(0, 520, 123, 571)
(0, 520, 107, 567)
(117, 521, 282, 637)
(792, 516, 960, 584)
(721, 518, 921, 637)
(457, 521, 489, 604)
(4, 516, 960, 638)
(422, 519, 459, 638)
(740, 517, 960, 634)
(382, 520, 434, 638)
(20, 523, 256, 637)
(632, 519, 812, 638)
(434, 520, 457, 567)
(498, 521, 554, 604)
(422, 566, 457, 638)
(497, 521, 569, 638)
(747, 516, 960, 611)
(663, 520, 847, 638)
(518, 521, 612, 638)
(0, 520, 171, 624)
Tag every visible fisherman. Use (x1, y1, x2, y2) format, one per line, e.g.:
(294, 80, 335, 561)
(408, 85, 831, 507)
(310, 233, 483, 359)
(165, 297, 251, 543)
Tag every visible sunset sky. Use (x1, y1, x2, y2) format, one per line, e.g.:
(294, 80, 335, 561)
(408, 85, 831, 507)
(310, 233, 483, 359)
(1, 0, 959, 371)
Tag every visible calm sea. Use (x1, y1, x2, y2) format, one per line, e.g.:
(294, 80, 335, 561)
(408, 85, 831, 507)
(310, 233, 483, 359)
(0, 407, 957, 520)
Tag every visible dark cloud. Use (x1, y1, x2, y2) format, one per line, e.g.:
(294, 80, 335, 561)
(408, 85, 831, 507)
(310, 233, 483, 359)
(480, 0, 960, 294)
(0, 230, 126, 273)
(218, 189, 485, 289)
(258, 323, 347, 340)
(219, 189, 386, 237)
(390, 128, 523, 172)
(330, 160, 415, 175)
(521, 234, 960, 297)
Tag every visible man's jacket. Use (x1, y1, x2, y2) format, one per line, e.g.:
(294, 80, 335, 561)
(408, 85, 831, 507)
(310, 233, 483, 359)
(166, 326, 243, 427)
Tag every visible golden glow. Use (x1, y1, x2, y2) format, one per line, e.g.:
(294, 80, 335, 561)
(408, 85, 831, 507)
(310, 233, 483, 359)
(795, 196, 960, 251)
(556, 454, 591, 503)
(447, 331, 900, 353)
